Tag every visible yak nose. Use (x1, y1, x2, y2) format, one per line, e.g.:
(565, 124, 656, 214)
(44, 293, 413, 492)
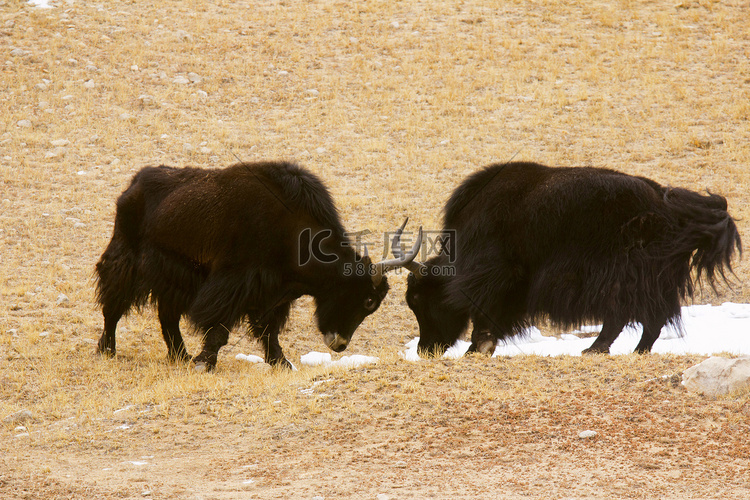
(324, 333, 349, 352)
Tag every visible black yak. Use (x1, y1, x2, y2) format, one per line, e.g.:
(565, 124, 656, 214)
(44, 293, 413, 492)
(95, 161, 421, 371)
(393, 162, 741, 356)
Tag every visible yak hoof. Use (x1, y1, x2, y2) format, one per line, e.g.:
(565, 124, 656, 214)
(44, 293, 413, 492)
(97, 346, 116, 358)
(582, 346, 609, 355)
(270, 357, 294, 370)
(193, 361, 214, 373)
(476, 339, 497, 355)
(168, 351, 191, 363)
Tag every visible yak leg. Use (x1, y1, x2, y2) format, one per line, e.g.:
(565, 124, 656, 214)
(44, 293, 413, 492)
(582, 317, 628, 354)
(634, 315, 668, 354)
(252, 302, 293, 369)
(193, 325, 231, 372)
(157, 302, 190, 362)
(98, 302, 125, 357)
(466, 316, 499, 355)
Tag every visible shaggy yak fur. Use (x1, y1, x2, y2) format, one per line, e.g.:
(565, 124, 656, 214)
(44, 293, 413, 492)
(95, 161, 392, 371)
(404, 162, 742, 356)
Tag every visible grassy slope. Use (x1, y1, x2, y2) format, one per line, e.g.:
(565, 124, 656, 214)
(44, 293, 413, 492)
(1, 0, 749, 498)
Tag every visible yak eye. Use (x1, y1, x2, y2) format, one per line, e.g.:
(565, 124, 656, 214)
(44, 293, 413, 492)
(364, 296, 377, 311)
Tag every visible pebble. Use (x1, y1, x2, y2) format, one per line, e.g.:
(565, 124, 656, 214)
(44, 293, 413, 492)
(173, 75, 190, 85)
(83, 80, 95, 89)
(16, 119, 31, 128)
(138, 94, 155, 106)
(50, 139, 70, 147)
(56, 294, 70, 306)
(3, 409, 33, 424)
(377, 495, 390, 500)
(578, 430, 598, 439)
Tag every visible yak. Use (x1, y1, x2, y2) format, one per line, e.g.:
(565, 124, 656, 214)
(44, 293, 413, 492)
(95, 161, 421, 371)
(393, 162, 741, 356)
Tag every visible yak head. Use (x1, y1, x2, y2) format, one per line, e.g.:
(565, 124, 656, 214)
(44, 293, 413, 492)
(315, 222, 423, 353)
(391, 222, 469, 356)
(405, 259, 469, 356)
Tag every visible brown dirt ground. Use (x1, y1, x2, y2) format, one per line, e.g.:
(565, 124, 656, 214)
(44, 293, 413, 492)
(2, 0, 750, 498)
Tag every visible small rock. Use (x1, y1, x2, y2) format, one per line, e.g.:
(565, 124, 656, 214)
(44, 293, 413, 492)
(83, 80, 95, 89)
(195, 90, 208, 99)
(682, 357, 750, 396)
(16, 119, 31, 128)
(278, 70, 289, 76)
(579, 430, 598, 439)
(376, 495, 390, 500)
(173, 75, 190, 85)
(316, 147, 326, 154)
(138, 94, 155, 106)
(394, 461, 407, 468)
(175, 30, 193, 42)
(187, 72, 202, 83)
(10, 48, 29, 57)
(3, 409, 33, 424)
(50, 139, 70, 147)
(56, 294, 70, 306)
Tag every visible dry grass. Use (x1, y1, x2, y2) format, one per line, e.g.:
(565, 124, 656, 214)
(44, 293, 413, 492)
(2, 0, 750, 498)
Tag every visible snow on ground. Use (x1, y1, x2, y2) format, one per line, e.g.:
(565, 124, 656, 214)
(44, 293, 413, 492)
(236, 303, 750, 370)
(29, 0, 53, 8)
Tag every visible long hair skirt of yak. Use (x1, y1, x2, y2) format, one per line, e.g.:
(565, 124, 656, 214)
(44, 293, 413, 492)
(395, 162, 742, 356)
(95, 161, 421, 371)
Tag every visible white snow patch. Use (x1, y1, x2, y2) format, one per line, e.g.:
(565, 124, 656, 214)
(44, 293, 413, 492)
(29, 0, 53, 8)
(300, 352, 378, 369)
(235, 353, 264, 364)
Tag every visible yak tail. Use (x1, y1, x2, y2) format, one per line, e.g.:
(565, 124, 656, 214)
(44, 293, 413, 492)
(664, 187, 742, 292)
(95, 178, 148, 314)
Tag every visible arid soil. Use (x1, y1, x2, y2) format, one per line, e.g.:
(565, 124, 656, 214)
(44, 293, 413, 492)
(2, 0, 750, 498)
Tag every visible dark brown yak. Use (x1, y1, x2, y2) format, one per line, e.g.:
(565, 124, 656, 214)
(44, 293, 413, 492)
(394, 162, 741, 356)
(95, 161, 421, 371)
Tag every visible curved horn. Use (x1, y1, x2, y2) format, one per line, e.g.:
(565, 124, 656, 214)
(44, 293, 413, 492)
(390, 219, 428, 275)
(370, 220, 424, 286)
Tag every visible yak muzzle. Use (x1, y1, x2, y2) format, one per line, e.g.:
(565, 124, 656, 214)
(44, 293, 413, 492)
(324, 332, 350, 352)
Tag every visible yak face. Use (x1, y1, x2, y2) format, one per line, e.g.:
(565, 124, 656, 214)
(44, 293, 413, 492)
(405, 261, 469, 356)
(315, 259, 390, 352)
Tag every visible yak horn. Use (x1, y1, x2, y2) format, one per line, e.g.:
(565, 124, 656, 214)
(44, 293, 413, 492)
(370, 219, 423, 286)
(390, 219, 428, 275)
